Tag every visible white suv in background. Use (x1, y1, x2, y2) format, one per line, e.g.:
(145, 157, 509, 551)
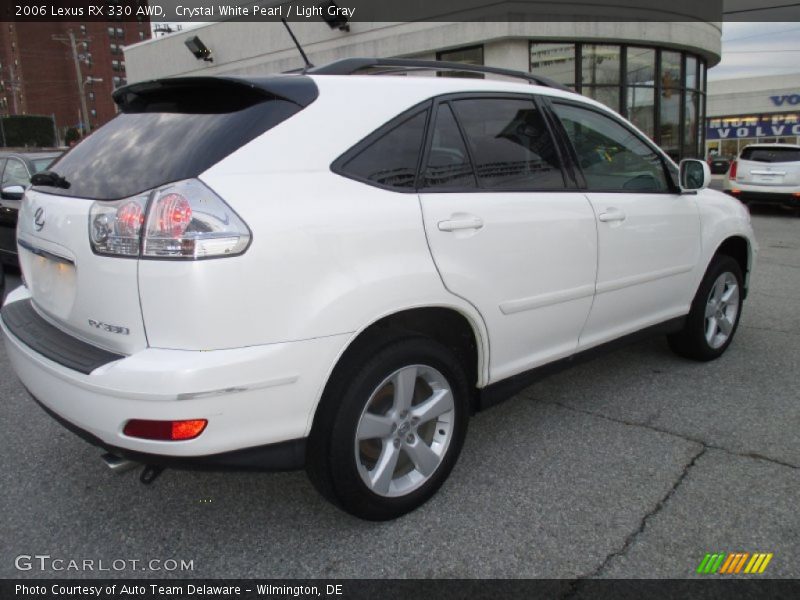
(1, 59, 756, 520)
(724, 143, 800, 209)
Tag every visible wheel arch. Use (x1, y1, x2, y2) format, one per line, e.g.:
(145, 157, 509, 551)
(307, 304, 489, 437)
(712, 235, 752, 298)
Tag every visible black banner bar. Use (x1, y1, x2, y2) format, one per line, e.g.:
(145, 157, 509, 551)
(5, 0, 798, 23)
(3, 579, 800, 600)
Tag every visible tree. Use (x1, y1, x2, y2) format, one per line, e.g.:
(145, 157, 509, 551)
(64, 127, 81, 146)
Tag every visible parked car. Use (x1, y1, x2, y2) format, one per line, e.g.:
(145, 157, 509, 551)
(0, 150, 62, 269)
(708, 154, 732, 175)
(723, 143, 800, 209)
(0, 59, 756, 520)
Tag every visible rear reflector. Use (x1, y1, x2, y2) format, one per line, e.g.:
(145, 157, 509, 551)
(123, 419, 207, 441)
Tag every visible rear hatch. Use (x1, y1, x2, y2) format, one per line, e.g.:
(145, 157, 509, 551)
(736, 146, 800, 187)
(16, 76, 317, 356)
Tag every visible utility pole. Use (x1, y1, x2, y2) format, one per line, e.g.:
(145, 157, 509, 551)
(53, 30, 91, 136)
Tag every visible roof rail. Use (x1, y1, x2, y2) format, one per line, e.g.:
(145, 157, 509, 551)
(306, 58, 572, 92)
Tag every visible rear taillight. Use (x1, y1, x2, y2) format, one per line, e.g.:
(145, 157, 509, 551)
(89, 179, 250, 259)
(729, 160, 738, 180)
(123, 419, 208, 441)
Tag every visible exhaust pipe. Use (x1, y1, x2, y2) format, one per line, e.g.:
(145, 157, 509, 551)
(101, 452, 139, 474)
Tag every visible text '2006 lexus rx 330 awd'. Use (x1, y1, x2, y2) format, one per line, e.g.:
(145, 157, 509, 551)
(0, 59, 756, 520)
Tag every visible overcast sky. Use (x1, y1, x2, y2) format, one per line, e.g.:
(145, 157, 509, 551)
(710, 22, 800, 81)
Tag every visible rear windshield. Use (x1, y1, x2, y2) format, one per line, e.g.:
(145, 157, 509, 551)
(35, 81, 312, 200)
(740, 147, 800, 163)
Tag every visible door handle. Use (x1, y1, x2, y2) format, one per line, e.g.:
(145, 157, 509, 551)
(598, 210, 626, 223)
(437, 217, 484, 232)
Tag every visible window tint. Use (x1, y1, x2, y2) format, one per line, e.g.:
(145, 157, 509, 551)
(40, 85, 310, 200)
(740, 147, 800, 163)
(451, 98, 564, 190)
(2, 159, 30, 187)
(552, 103, 669, 192)
(423, 103, 476, 189)
(341, 110, 428, 189)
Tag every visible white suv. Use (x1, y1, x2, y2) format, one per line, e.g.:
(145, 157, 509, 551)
(1, 59, 756, 520)
(723, 143, 800, 209)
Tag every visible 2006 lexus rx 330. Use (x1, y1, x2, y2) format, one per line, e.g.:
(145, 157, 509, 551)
(0, 59, 756, 520)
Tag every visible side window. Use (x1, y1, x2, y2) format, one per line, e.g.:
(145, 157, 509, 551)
(451, 98, 565, 190)
(2, 158, 30, 187)
(422, 103, 476, 189)
(339, 110, 428, 189)
(552, 103, 669, 192)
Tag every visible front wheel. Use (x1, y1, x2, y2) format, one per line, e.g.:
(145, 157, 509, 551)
(306, 335, 470, 520)
(668, 255, 744, 361)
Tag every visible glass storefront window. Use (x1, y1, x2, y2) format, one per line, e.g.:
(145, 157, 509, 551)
(661, 50, 682, 91)
(581, 44, 621, 86)
(683, 91, 699, 158)
(720, 139, 739, 158)
(584, 86, 620, 113)
(530, 43, 576, 86)
(686, 56, 697, 90)
(530, 42, 706, 160)
(627, 47, 656, 86)
(627, 86, 655, 139)
(436, 45, 484, 78)
(660, 92, 681, 161)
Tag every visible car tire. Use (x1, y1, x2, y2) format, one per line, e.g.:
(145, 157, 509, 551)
(306, 334, 470, 521)
(668, 255, 744, 362)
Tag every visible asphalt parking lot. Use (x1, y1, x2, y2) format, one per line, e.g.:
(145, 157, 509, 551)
(1, 207, 798, 580)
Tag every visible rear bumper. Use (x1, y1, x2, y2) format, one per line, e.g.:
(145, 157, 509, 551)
(31, 393, 306, 470)
(726, 190, 800, 206)
(723, 182, 800, 206)
(1, 286, 351, 467)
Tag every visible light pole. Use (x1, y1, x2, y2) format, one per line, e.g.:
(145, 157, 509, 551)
(52, 30, 93, 135)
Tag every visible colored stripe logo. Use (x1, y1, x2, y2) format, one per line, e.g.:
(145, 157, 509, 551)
(696, 552, 773, 574)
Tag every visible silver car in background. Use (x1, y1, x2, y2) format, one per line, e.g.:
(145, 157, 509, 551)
(724, 143, 800, 210)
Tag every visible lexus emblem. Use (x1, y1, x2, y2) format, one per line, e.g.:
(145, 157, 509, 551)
(33, 207, 45, 231)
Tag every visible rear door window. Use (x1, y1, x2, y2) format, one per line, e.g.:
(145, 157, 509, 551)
(740, 147, 800, 163)
(450, 97, 565, 190)
(337, 110, 428, 189)
(422, 103, 477, 189)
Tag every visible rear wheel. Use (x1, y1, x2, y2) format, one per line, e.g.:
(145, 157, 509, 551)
(668, 255, 744, 361)
(306, 335, 469, 520)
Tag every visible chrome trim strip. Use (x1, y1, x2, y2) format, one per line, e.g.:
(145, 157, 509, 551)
(17, 238, 75, 265)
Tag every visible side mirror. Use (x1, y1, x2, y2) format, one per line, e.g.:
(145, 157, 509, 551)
(679, 159, 711, 192)
(1, 185, 25, 201)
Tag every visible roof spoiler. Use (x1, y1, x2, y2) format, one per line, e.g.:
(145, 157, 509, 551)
(112, 76, 318, 113)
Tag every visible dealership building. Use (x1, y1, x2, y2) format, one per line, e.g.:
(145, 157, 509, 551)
(124, 17, 725, 160)
(705, 73, 800, 159)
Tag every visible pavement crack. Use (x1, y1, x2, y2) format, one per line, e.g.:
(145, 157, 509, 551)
(562, 446, 706, 596)
(538, 398, 799, 470)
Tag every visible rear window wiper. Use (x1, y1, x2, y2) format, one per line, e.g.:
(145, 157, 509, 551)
(31, 171, 71, 189)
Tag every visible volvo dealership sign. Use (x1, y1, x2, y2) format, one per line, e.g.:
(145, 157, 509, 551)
(770, 94, 800, 107)
(707, 116, 800, 140)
